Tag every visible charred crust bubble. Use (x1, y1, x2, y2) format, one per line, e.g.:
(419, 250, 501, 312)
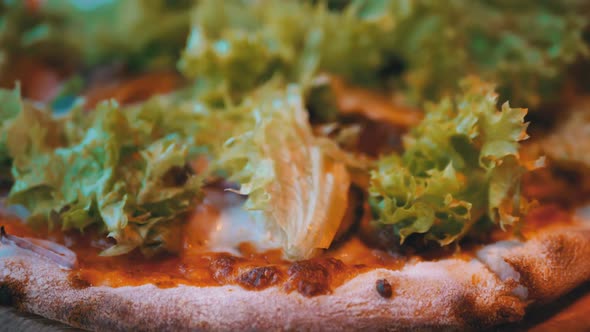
(0, 277, 25, 307)
(285, 258, 345, 297)
(69, 274, 91, 289)
(237, 266, 282, 290)
(209, 254, 244, 284)
(375, 279, 393, 298)
(287, 260, 329, 297)
(63, 300, 99, 327)
(451, 293, 523, 328)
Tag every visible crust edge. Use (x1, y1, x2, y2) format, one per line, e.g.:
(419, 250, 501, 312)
(1, 224, 588, 331)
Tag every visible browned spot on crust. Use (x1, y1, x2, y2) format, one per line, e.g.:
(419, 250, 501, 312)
(209, 253, 244, 284)
(284, 258, 345, 297)
(0, 277, 26, 308)
(506, 249, 545, 300)
(452, 292, 523, 329)
(69, 273, 91, 289)
(61, 296, 102, 328)
(505, 230, 590, 302)
(237, 266, 282, 290)
(375, 279, 393, 298)
(58, 293, 136, 331)
(154, 280, 178, 288)
(1, 201, 393, 298)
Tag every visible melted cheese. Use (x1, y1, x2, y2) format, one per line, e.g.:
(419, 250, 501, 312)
(0, 190, 578, 293)
(184, 189, 281, 255)
(575, 205, 590, 224)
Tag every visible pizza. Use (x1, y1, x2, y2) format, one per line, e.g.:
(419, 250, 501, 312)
(1, 0, 590, 331)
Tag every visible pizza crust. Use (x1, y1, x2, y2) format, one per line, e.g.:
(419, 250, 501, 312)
(1, 223, 589, 331)
(503, 227, 590, 302)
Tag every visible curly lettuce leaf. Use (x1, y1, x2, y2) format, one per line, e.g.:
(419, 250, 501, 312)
(214, 85, 351, 259)
(0, 0, 192, 70)
(1, 87, 66, 182)
(4, 0, 585, 110)
(391, 0, 589, 106)
(179, 0, 588, 109)
(179, 0, 396, 105)
(2, 91, 204, 256)
(0, 87, 23, 181)
(369, 77, 530, 245)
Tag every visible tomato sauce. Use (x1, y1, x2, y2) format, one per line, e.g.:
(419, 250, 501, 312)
(0, 211, 402, 297)
(0, 201, 572, 297)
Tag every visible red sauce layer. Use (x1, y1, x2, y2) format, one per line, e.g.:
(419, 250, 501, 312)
(0, 203, 571, 297)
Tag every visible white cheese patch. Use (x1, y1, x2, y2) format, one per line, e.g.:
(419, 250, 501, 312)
(0, 201, 30, 220)
(574, 205, 590, 224)
(207, 206, 280, 254)
(187, 189, 281, 255)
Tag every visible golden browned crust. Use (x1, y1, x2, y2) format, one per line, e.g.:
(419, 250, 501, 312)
(1, 222, 589, 331)
(503, 227, 590, 302)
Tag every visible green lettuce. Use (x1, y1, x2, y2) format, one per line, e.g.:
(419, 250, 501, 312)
(179, 0, 588, 108)
(0, 0, 192, 70)
(214, 85, 351, 259)
(0, 87, 23, 181)
(0, 83, 358, 259)
(178, 0, 396, 105)
(0, 86, 66, 183)
(369, 77, 530, 245)
(0, 84, 356, 258)
(3, 0, 586, 109)
(1, 90, 205, 256)
(391, 0, 589, 106)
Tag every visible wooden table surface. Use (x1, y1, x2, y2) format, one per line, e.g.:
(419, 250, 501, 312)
(1, 282, 589, 332)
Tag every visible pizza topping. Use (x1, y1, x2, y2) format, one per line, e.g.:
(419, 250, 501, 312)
(214, 85, 351, 259)
(175, 0, 588, 107)
(236, 266, 283, 290)
(0, 226, 77, 269)
(284, 259, 344, 297)
(329, 76, 423, 129)
(1, 0, 580, 271)
(209, 254, 243, 284)
(1, 89, 204, 257)
(3, 0, 587, 109)
(369, 78, 532, 246)
(0, 89, 17, 183)
(0, 1, 192, 72)
(0, 79, 536, 260)
(185, 189, 282, 255)
(387, 0, 588, 106)
(2, 189, 389, 295)
(178, 0, 396, 104)
(375, 278, 393, 298)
